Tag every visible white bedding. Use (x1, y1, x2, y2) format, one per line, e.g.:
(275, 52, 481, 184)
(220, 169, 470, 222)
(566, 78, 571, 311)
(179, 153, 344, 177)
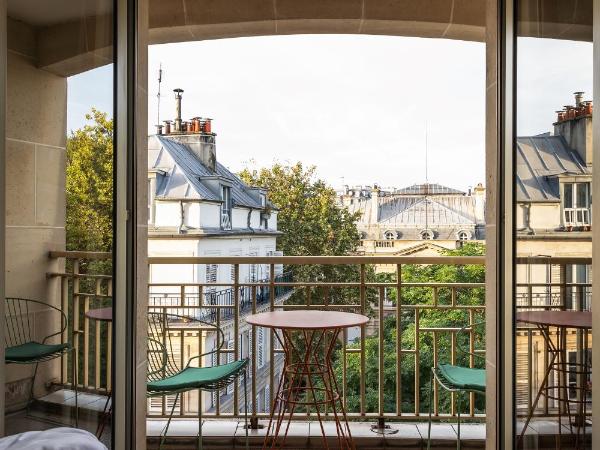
(0, 428, 107, 450)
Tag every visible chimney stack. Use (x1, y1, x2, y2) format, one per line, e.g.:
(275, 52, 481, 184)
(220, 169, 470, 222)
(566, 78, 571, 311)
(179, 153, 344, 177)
(554, 92, 593, 166)
(173, 88, 184, 132)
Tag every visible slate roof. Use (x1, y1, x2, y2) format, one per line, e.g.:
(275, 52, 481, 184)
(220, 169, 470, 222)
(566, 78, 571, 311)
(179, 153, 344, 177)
(148, 135, 265, 209)
(392, 183, 466, 196)
(516, 135, 590, 202)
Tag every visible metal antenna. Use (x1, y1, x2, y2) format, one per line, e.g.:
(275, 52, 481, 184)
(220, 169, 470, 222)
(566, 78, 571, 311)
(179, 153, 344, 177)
(157, 63, 163, 125)
(424, 121, 429, 232)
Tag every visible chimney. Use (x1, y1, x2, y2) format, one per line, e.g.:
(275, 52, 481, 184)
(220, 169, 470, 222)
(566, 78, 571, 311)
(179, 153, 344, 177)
(554, 92, 593, 166)
(173, 88, 184, 132)
(155, 124, 163, 135)
(370, 186, 379, 224)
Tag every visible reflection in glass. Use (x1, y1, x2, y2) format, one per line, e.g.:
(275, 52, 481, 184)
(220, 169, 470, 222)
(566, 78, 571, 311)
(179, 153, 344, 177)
(5, 0, 115, 447)
(515, 1, 593, 449)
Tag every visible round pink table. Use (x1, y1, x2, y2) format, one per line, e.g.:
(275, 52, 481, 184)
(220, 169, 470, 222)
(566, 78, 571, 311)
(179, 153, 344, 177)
(247, 310, 368, 450)
(516, 310, 592, 448)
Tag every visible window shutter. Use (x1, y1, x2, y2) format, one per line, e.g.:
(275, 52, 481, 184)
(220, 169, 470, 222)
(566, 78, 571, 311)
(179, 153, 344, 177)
(227, 339, 234, 395)
(258, 327, 265, 368)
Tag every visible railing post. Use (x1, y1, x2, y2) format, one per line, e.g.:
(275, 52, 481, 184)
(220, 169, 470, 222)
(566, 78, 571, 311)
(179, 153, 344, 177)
(396, 263, 402, 417)
(269, 263, 275, 416)
(233, 264, 239, 416)
(72, 259, 80, 391)
(359, 264, 366, 416)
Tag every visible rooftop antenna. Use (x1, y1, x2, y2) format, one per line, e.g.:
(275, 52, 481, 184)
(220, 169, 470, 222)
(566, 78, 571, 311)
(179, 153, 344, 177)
(424, 121, 429, 232)
(157, 63, 163, 125)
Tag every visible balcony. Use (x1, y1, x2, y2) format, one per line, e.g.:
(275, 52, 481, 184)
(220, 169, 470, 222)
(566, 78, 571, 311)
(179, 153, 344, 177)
(24, 252, 591, 448)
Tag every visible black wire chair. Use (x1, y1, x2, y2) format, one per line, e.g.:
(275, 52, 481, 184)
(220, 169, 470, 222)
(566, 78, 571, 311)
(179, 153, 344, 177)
(147, 311, 249, 450)
(4, 297, 78, 426)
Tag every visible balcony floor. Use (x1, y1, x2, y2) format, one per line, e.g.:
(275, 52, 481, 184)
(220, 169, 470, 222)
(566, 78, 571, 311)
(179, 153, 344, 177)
(4, 389, 592, 449)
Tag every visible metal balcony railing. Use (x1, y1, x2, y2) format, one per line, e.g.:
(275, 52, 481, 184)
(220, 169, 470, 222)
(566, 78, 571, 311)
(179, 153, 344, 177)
(44, 252, 591, 425)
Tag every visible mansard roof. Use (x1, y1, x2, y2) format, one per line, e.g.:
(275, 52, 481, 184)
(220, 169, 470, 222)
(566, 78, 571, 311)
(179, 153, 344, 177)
(392, 183, 466, 196)
(379, 197, 476, 227)
(148, 135, 266, 209)
(516, 135, 590, 203)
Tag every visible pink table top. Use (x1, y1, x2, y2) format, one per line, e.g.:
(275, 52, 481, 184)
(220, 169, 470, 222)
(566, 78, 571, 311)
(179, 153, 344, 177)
(516, 310, 592, 330)
(246, 310, 369, 330)
(85, 307, 113, 322)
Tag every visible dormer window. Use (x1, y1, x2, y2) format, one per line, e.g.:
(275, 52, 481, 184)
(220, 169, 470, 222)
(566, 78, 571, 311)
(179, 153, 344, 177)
(420, 229, 435, 240)
(457, 230, 471, 241)
(221, 185, 232, 230)
(563, 182, 591, 226)
(384, 231, 396, 240)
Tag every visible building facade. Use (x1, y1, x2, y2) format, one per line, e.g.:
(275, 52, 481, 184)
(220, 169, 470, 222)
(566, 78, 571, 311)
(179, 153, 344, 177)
(515, 92, 593, 409)
(338, 182, 486, 270)
(147, 91, 286, 414)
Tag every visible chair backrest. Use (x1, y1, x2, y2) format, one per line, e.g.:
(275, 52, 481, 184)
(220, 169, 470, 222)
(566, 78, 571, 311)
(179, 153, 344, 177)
(147, 311, 226, 382)
(4, 298, 66, 348)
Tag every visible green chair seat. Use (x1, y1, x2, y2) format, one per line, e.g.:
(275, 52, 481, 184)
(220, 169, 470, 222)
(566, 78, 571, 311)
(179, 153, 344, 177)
(437, 364, 486, 392)
(5, 341, 70, 363)
(147, 359, 248, 393)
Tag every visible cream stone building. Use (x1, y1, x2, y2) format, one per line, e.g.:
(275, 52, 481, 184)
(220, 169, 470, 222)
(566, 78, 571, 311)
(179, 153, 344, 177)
(147, 92, 287, 414)
(515, 92, 592, 303)
(338, 182, 486, 271)
(514, 92, 593, 409)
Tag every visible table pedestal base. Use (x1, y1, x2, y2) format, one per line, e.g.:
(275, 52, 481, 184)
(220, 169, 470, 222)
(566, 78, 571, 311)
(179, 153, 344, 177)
(263, 327, 354, 450)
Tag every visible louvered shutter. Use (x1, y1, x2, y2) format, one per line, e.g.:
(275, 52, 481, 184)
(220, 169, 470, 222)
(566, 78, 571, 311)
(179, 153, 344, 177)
(258, 327, 265, 368)
(227, 340, 234, 394)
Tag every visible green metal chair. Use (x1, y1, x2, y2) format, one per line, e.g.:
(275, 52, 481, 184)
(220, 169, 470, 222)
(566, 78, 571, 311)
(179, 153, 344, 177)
(147, 311, 249, 450)
(427, 322, 486, 450)
(4, 297, 78, 426)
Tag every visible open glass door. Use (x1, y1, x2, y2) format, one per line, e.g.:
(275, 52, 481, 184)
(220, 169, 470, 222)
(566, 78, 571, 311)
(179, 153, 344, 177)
(3, 0, 116, 447)
(513, 1, 593, 448)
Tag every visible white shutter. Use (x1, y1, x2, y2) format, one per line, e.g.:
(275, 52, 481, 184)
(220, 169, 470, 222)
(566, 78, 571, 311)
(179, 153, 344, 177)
(258, 327, 265, 368)
(227, 339, 234, 395)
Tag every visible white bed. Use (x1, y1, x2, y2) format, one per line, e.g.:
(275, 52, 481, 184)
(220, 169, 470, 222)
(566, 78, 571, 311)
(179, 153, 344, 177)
(0, 428, 107, 450)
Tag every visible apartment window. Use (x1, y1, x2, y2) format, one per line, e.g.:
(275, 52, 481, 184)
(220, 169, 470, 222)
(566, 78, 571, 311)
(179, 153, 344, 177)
(221, 185, 232, 230)
(206, 264, 218, 304)
(563, 182, 591, 226)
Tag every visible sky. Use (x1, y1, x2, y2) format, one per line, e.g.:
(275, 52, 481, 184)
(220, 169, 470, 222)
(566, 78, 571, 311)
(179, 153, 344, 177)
(66, 35, 593, 192)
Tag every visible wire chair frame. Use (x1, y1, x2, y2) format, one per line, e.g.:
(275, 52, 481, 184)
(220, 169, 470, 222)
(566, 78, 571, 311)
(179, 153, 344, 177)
(427, 321, 486, 450)
(4, 297, 68, 361)
(4, 297, 78, 426)
(146, 311, 249, 450)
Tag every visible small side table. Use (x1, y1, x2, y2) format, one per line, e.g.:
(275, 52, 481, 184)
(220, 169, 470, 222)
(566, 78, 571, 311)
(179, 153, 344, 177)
(247, 310, 369, 450)
(85, 307, 113, 438)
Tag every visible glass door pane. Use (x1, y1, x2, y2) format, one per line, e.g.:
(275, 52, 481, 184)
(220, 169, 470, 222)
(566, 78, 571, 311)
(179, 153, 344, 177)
(5, 0, 115, 447)
(514, 1, 592, 448)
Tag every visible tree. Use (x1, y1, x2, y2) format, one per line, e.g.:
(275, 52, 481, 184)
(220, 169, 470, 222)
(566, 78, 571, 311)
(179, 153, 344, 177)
(239, 162, 364, 304)
(334, 243, 486, 415)
(66, 109, 113, 254)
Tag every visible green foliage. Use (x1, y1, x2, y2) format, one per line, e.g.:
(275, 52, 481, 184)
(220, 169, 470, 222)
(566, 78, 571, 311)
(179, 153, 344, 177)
(66, 109, 113, 254)
(334, 243, 486, 415)
(239, 162, 365, 304)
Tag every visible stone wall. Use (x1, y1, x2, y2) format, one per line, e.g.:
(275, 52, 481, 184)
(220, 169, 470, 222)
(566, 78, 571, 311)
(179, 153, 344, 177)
(5, 20, 67, 410)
